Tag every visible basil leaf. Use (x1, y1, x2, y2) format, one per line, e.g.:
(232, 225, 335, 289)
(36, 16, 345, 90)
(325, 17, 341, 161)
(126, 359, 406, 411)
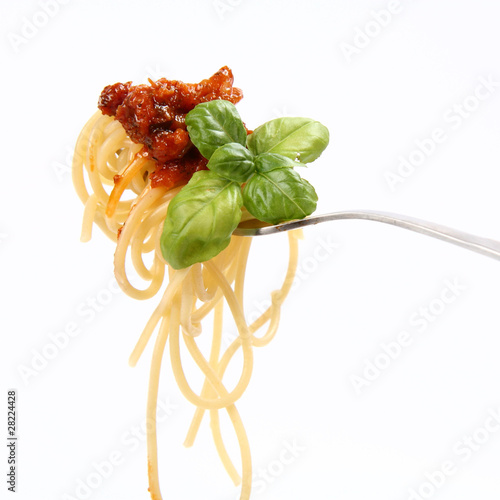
(247, 117, 329, 163)
(161, 171, 243, 269)
(254, 152, 304, 173)
(207, 143, 256, 183)
(185, 100, 247, 159)
(242, 168, 318, 224)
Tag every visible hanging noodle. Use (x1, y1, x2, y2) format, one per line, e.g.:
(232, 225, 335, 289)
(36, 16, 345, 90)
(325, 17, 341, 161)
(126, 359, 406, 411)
(72, 110, 301, 500)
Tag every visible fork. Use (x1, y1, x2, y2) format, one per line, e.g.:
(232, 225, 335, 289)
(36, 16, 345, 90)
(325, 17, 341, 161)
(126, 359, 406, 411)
(234, 210, 500, 261)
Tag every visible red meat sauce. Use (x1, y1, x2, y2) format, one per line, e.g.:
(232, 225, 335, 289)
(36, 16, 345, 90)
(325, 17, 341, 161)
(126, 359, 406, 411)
(98, 66, 244, 190)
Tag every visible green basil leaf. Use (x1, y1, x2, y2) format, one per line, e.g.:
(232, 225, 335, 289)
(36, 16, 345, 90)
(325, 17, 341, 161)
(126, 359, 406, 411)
(242, 168, 318, 224)
(185, 100, 247, 159)
(207, 143, 256, 183)
(254, 152, 304, 173)
(161, 171, 243, 269)
(247, 117, 329, 163)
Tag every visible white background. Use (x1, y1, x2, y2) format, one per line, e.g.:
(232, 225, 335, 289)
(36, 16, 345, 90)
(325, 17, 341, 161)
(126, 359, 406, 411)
(2, 1, 500, 499)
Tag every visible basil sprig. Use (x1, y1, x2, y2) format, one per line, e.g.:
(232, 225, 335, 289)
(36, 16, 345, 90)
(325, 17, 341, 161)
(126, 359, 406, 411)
(160, 171, 243, 270)
(184, 100, 247, 159)
(242, 167, 318, 224)
(207, 142, 256, 183)
(247, 117, 329, 163)
(161, 100, 329, 269)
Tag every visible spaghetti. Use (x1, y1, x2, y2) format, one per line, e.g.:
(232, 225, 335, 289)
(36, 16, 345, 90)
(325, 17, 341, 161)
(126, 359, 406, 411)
(73, 106, 302, 499)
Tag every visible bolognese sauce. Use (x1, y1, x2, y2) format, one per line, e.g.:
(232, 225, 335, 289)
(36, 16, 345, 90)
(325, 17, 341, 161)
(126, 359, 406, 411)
(98, 66, 243, 190)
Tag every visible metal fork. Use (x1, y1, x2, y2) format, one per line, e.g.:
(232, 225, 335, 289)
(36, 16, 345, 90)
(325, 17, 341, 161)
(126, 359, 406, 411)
(234, 210, 500, 261)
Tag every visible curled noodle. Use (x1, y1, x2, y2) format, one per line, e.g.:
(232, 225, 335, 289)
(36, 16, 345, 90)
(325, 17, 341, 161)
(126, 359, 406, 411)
(73, 110, 301, 500)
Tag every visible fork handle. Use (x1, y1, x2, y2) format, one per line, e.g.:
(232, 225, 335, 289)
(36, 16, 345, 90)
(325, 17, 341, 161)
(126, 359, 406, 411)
(236, 210, 500, 261)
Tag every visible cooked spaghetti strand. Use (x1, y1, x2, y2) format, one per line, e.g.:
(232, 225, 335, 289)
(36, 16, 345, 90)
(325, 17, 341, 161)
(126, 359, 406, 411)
(74, 102, 301, 500)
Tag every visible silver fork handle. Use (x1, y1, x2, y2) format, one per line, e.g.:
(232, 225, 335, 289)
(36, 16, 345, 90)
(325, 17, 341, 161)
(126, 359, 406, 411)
(234, 210, 500, 261)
